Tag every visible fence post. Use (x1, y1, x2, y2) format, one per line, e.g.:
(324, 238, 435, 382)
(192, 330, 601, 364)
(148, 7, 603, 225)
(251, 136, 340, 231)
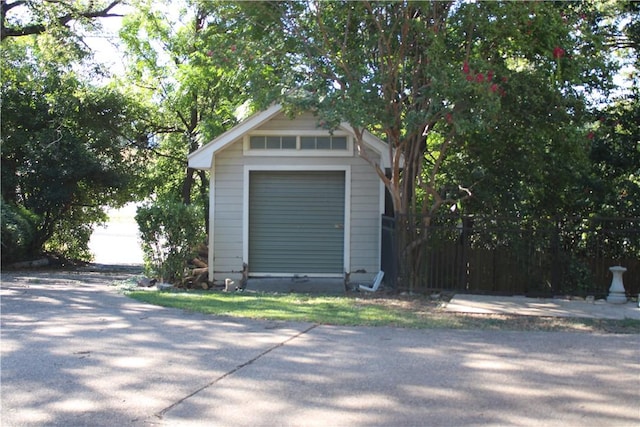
(550, 217, 561, 295)
(381, 215, 398, 288)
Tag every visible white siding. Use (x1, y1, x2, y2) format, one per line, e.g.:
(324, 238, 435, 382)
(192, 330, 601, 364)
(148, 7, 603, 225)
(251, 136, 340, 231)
(212, 140, 244, 281)
(210, 112, 382, 284)
(349, 160, 381, 281)
(255, 112, 320, 131)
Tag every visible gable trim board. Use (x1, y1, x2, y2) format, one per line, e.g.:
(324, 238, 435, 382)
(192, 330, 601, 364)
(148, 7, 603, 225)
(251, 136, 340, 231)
(243, 165, 351, 278)
(207, 169, 215, 275)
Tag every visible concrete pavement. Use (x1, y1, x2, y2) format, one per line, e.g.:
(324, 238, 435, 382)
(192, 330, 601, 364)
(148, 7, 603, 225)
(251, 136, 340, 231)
(1, 270, 639, 427)
(445, 294, 640, 320)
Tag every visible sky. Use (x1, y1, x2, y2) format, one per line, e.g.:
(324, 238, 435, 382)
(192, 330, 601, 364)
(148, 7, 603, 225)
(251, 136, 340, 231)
(82, 3, 133, 76)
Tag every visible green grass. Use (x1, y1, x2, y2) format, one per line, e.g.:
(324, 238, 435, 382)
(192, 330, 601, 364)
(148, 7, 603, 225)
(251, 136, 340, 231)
(127, 291, 431, 327)
(125, 289, 640, 333)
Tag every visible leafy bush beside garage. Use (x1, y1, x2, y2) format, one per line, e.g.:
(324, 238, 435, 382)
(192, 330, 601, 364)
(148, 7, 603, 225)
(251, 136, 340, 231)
(136, 200, 206, 285)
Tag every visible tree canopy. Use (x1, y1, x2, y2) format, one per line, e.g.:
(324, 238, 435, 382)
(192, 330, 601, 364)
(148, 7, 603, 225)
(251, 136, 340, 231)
(118, 0, 252, 212)
(226, 1, 619, 219)
(0, 5, 144, 263)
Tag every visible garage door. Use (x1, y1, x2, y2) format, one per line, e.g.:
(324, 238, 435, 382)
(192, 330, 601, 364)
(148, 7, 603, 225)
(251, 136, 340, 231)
(249, 171, 345, 274)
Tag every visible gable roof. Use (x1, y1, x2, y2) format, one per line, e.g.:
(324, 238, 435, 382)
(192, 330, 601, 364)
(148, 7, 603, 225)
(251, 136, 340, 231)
(187, 104, 390, 170)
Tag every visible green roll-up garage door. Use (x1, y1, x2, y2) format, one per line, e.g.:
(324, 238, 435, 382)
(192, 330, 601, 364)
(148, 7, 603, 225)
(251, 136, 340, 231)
(249, 170, 345, 274)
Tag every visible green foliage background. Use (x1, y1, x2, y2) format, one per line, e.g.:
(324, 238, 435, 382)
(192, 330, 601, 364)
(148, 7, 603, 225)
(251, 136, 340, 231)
(1, 35, 146, 263)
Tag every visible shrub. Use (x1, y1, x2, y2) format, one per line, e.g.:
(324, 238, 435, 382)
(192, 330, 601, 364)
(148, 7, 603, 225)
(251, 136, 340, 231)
(45, 205, 107, 262)
(135, 200, 205, 284)
(1, 199, 38, 264)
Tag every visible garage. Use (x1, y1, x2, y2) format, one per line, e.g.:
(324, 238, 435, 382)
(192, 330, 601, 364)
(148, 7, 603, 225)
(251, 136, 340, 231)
(248, 170, 345, 275)
(187, 105, 388, 286)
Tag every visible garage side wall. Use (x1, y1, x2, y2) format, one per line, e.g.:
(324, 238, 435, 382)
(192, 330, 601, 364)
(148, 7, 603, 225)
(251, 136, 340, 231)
(212, 141, 245, 281)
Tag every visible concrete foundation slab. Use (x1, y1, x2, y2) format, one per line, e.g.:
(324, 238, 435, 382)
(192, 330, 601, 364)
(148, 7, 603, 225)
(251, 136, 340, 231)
(245, 277, 345, 295)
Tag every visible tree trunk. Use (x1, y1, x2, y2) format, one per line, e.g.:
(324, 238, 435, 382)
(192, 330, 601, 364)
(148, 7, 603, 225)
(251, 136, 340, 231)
(181, 167, 195, 205)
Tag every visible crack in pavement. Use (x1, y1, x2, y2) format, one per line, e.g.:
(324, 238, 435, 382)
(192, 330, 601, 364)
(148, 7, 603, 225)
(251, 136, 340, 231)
(155, 324, 318, 419)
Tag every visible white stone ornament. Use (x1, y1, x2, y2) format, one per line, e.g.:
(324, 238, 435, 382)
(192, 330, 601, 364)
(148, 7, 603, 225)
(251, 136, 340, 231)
(606, 266, 627, 304)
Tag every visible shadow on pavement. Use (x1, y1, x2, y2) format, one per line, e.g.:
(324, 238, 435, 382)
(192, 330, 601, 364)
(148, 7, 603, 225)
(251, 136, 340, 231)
(1, 270, 639, 426)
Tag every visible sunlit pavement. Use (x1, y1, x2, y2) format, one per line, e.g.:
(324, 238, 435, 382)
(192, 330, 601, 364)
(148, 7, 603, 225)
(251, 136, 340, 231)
(1, 271, 639, 427)
(446, 294, 640, 320)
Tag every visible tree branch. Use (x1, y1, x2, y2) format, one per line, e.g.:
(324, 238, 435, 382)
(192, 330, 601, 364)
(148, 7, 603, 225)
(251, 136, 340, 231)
(1, 0, 123, 40)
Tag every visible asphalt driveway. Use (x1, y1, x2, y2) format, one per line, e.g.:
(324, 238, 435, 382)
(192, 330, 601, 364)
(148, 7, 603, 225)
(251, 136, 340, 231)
(1, 270, 639, 427)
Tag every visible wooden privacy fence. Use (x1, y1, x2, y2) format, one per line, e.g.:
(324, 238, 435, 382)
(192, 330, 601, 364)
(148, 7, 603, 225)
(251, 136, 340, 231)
(383, 215, 640, 297)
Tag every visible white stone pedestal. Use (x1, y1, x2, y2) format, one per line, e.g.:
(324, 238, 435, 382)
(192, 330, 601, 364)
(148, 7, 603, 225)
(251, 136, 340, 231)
(606, 266, 627, 304)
